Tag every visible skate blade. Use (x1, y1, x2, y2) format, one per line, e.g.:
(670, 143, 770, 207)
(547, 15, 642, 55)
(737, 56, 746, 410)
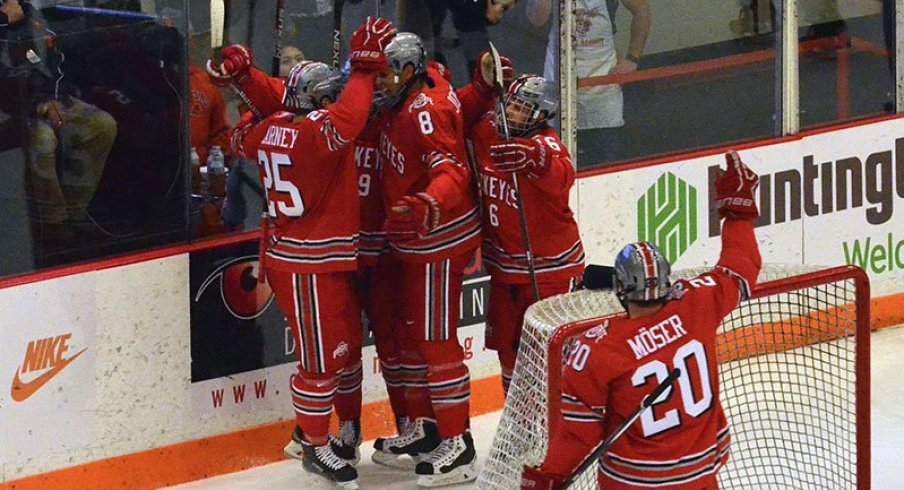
(416, 463, 479, 488)
(371, 450, 417, 470)
(284, 440, 304, 461)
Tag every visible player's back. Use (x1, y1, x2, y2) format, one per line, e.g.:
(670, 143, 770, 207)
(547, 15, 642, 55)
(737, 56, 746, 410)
(582, 270, 741, 489)
(244, 110, 360, 274)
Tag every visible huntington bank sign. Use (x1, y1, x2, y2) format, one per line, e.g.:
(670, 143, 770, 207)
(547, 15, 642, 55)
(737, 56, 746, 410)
(637, 172, 699, 264)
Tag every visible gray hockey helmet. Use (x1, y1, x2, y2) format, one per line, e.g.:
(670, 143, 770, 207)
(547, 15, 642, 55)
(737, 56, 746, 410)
(283, 61, 333, 111)
(497, 74, 558, 137)
(613, 241, 672, 303)
(384, 32, 426, 77)
(311, 71, 346, 108)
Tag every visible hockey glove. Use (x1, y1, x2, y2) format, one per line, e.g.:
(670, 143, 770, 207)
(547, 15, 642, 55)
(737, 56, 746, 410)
(349, 16, 397, 72)
(207, 44, 253, 87)
(715, 150, 760, 221)
(385, 193, 440, 242)
(475, 50, 514, 94)
(489, 137, 550, 178)
(520, 465, 564, 490)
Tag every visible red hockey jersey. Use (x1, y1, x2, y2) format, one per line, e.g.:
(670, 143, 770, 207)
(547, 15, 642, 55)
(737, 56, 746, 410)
(232, 71, 375, 274)
(378, 66, 481, 263)
(470, 118, 584, 283)
(540, 219, 762, 489)
(355, 121, 386, 267)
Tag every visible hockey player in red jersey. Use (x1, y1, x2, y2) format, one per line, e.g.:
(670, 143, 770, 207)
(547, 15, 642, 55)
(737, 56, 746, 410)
(368, 32, 482, 486)
(469, 74, 585, 394)
(210, 18, 397, 488)
(520, 151, 762, 490)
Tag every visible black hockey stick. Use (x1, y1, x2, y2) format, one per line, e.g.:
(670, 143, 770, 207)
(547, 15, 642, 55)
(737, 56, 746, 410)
(562, 368, 681, 489)
(332, 0, 345, 68)
(272, 0, 286, 76)
(490, 42, 541, 302)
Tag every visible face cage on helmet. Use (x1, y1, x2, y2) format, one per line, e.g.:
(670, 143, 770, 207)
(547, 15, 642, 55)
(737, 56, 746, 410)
(496, 95, 543, 137)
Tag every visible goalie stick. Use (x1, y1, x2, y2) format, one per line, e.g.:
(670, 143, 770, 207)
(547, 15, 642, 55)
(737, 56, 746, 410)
(561, 367, 681, 489)
(490, 42, 540, 302)
(211, 0, 263, 119)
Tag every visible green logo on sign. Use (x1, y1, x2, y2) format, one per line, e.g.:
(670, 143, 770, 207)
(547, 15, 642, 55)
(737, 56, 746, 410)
(637, 172, 698, 264)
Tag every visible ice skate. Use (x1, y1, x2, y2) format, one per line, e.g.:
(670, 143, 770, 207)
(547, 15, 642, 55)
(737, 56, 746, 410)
(372, 417, 441, 470)
(329, 419, 362, 465)
(300, 439, 359, 489)
(283, 425, 304, 460)
(415, 431, 478, 487)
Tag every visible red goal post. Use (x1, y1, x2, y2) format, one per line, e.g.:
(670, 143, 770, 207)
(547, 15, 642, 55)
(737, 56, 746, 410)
(476, 265, 871, 490)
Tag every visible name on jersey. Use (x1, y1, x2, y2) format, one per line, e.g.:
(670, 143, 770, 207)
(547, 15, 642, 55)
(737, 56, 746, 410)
(356, 145, 379, 170)
(480, 173, 518, 209)
(380, 132, 405, 174)
(627, 314, 688, 360)
(260, 125, 299, 149)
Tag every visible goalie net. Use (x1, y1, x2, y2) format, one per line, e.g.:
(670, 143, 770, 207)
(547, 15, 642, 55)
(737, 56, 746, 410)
(476, 265, 870, 490)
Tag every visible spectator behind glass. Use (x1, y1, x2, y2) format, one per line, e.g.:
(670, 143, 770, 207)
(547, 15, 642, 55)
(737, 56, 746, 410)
(527, 0, 650, 131)
(0, 0, 117, 237)
(278, 45, 305, 77)
(189, 62, 230, 186)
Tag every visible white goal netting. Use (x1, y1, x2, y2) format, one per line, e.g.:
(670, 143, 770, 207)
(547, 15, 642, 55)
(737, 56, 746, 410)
(476, 265, 870, 490)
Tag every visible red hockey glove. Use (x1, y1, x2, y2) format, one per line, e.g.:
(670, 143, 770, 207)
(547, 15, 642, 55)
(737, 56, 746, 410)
(715, 150, 760, 221)
(385, 193, 440, 242)
(520, 465, 565, 490)
(475, 49, 514, 93)
(489, 137, 550, 178)
(207, 44, 253, 87)
(350, 16, 397, 72)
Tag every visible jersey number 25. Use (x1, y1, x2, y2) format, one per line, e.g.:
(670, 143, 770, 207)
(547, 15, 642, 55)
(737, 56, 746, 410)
(259, 150, 305, 218)
(631, 339, 714, 437)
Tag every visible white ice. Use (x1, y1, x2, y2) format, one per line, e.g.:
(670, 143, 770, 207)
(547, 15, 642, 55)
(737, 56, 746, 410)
(168, 325, 904, 490)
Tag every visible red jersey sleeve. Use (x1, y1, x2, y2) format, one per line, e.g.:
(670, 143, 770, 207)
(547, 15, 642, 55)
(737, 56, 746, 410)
(315, 70, 376, 151)
(415, 104, 473, 212)
(539, 335, 611, 479)
(715, 219, 762, 299)
(233, 66, 288, 118)
(529, 130, 575, 195)
(456, 81, 495, 136)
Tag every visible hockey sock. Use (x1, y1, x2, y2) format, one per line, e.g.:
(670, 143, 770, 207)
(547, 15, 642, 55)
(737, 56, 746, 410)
(335, 361, 363, 421)
(291, 371, 338, 446)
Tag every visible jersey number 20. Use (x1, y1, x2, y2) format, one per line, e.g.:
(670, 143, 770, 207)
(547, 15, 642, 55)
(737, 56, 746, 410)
(259, 150, 305, 218)
(631, 339, 714, 437)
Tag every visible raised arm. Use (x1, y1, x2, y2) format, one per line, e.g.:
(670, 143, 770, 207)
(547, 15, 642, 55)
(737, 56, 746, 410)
(714, 150, 762, 296)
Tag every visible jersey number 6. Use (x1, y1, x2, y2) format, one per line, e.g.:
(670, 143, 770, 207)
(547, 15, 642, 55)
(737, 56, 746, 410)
(631, 339, 714, 437)
(259, 150, 305, 218)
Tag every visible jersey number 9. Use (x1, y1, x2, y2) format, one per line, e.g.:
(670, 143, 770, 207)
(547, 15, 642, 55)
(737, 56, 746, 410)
(259, 150, 305, 218)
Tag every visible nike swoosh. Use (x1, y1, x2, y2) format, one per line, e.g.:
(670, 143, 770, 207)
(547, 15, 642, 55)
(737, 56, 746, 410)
(10, 347, 87, 402)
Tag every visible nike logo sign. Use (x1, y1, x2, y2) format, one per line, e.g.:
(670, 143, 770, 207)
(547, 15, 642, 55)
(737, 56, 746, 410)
(10, 347, 87, 402)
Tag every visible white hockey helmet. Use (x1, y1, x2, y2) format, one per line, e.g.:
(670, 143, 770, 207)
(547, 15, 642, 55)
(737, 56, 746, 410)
(497, 74, 558, 137)
(283, 61, 333, 111)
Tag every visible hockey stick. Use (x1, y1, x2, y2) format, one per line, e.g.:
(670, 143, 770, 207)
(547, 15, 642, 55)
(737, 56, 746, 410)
(211, 0, 263, 120)
(332, 0, 346, 68)
(561, 367, 681, 489)
(490, 42, 541, 302)
(272, 0, 286, 76)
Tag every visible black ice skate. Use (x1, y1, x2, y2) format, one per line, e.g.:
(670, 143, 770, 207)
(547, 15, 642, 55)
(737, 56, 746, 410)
(300, 439, 359, 489)
(372, 417, 441, 469)
(283, 425, 304, 460)
(329, 419, 362, 464)
(415, 431, 478, 487)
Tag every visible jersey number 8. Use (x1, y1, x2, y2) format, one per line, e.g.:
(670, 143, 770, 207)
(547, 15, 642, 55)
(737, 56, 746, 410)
(631, 339, 714, 437)
(259, 150, 305, 218)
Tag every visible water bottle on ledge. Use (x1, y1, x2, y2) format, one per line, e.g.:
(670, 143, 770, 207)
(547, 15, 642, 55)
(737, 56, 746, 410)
(207, 145, 227, 197)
